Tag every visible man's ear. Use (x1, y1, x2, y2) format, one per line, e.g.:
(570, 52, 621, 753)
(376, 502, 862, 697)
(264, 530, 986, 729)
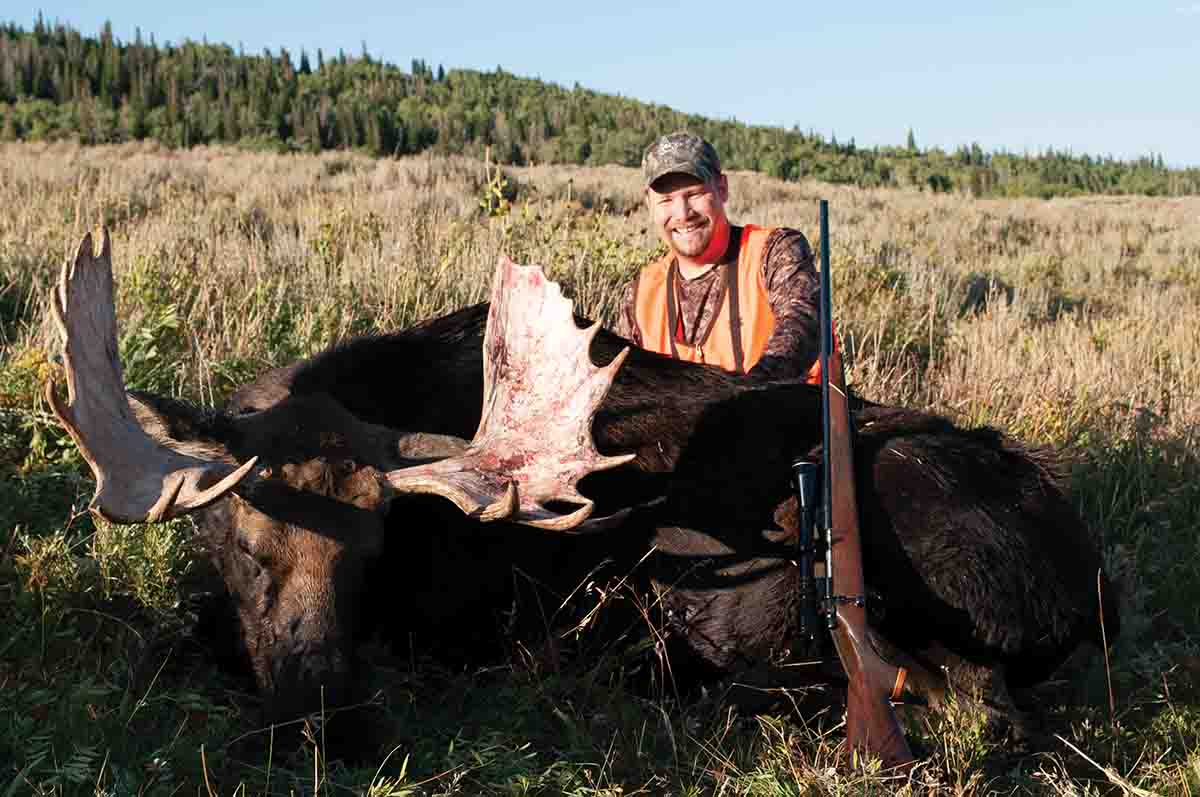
(716, 174, 729, 202)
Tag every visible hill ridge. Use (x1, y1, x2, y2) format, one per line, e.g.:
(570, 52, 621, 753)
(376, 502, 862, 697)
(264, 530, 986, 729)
(2, 18, 1197, 198)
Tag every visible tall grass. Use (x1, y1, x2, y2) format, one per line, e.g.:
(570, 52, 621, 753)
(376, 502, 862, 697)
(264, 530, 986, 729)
(2, 140, 1199, 794)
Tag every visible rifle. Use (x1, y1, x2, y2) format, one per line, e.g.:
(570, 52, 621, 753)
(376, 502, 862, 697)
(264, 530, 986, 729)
(792, 200, 915, 769)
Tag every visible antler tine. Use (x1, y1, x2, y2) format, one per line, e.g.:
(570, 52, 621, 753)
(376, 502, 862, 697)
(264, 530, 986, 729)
(382, 473, 519, 522)
(46, 230, 256, 524)
(385, 256, 634, 532)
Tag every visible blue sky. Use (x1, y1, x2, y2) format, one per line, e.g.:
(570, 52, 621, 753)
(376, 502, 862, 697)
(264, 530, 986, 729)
(18, 2, 1200, 167)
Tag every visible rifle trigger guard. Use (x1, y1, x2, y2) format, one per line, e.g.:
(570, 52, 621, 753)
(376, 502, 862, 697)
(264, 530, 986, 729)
(828, 594, 867, 608)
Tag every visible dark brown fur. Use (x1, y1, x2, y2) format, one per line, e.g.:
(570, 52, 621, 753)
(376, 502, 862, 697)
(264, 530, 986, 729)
(132, 303, 1117, 736)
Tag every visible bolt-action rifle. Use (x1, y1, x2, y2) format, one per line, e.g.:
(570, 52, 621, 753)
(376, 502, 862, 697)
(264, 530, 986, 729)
(792, 201, 916, 769)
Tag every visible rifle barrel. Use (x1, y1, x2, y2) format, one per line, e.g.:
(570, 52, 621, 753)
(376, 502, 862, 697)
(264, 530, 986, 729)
(819, 199, 835, 629)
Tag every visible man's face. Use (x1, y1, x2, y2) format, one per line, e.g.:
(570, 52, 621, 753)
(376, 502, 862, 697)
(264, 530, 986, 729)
(646, 172, 730, 260)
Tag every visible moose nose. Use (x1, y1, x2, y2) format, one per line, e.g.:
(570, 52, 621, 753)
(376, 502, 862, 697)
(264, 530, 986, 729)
(269, 644, 356, 721)
(297, 646, 347, 682)
(274, 638, 350, 684)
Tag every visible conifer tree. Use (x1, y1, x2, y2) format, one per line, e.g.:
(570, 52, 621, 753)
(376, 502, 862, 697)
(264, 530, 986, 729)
(0, 20, 1195, 197)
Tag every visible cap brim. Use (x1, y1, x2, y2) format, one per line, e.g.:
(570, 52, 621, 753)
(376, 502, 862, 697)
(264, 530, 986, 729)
(645, 162, 711, 188)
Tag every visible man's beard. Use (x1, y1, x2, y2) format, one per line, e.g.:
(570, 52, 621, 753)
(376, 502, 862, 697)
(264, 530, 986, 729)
(669, 220, 712, 257)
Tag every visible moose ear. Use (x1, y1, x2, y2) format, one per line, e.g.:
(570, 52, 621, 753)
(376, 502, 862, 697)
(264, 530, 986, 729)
(126, 392, 242, 466)
(394, 432, 470, 461)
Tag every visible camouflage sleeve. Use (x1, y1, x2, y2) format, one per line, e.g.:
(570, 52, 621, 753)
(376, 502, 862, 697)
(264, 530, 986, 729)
(613, 275, 643, 346)
(749, 228, 821, 381)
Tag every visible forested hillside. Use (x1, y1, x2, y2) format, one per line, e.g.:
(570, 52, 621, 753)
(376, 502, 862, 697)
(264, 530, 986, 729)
(2, 17, 1198, 198)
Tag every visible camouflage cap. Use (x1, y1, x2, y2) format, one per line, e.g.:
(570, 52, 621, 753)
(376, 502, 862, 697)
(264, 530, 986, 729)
(642, 131, 722, 188)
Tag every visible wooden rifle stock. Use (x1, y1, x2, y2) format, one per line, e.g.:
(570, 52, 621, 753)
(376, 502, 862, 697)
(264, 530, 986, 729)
(818, 200, 915, 770)
(826, 348, 915, 770)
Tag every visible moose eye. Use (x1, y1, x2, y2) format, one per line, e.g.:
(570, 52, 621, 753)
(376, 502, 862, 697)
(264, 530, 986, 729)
(236, 535, 266, 568)
(235, 538, 268, 581)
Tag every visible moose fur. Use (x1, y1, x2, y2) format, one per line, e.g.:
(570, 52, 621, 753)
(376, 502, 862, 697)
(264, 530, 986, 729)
(188, 304, 1115, 731)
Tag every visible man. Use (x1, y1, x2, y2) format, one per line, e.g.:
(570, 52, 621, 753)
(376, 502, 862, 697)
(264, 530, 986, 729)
(616, 131, 824, 382)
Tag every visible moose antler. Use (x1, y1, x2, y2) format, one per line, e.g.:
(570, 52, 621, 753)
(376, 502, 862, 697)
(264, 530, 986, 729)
(385, 256, 634, 530)
(45, 230, 256, 523)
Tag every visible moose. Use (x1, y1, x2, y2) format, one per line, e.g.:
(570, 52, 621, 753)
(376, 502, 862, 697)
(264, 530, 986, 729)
(48, 231, 1118, 757)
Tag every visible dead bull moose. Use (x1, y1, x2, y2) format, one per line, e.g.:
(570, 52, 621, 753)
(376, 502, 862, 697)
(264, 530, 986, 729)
(48, 231, 1118, 756)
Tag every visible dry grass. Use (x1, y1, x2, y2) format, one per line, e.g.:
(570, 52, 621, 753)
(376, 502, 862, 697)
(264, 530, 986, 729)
(5, 139, 1196, 435)
(2, 140, 1200, 794)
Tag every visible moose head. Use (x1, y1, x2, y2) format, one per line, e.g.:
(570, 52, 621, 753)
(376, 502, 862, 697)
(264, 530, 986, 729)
(47, 231, 633, 722)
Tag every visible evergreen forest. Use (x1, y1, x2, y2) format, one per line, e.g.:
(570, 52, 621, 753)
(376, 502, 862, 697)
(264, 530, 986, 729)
(2, 17, 1198, 198)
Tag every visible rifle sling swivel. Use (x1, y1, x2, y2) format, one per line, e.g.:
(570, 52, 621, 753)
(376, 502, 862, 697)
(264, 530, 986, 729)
(801, 578, 869, 611)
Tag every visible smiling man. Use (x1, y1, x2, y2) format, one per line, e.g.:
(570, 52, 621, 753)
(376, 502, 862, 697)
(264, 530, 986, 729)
(616, 132, 823, 381)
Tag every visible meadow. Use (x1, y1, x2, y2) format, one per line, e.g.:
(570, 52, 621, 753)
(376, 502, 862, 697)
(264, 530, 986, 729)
(1, 139, 1199, 795)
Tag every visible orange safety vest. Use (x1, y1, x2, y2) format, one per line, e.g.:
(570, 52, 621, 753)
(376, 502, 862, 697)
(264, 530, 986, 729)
(633, 225, 827, 382)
